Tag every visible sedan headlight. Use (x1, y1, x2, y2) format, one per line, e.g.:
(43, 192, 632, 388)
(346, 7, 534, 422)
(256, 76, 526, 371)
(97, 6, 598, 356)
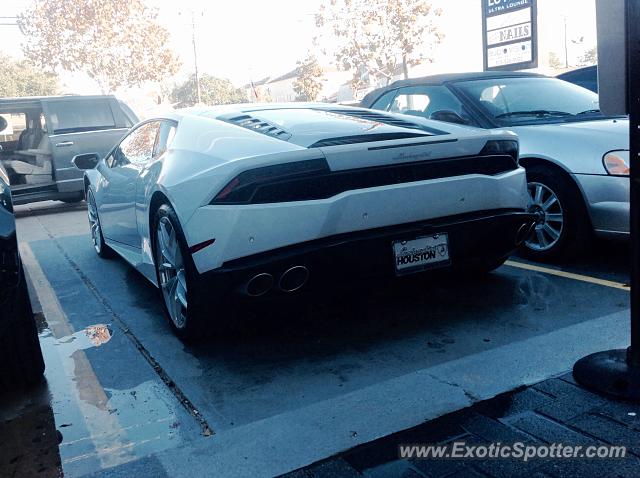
(603, 150, 630, 176)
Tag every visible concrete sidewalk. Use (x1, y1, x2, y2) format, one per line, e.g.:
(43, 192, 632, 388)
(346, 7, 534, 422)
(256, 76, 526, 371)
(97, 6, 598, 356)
(282, 372, 640, 478)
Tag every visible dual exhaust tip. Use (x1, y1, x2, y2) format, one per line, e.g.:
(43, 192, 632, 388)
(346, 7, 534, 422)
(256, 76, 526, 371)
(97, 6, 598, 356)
(515, 221, 537, 246)
(246, 220, 535, 296)
(245, 266, 309, 297)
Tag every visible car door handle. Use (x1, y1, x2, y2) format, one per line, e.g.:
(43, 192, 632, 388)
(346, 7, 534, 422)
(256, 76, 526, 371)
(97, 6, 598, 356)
(55, 141, 74, 147)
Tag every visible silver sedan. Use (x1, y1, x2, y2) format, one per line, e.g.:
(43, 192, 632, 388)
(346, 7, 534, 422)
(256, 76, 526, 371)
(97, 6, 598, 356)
(361, 72, 629, 261)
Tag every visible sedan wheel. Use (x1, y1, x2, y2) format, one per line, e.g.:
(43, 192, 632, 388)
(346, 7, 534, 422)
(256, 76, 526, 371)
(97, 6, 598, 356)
(525, 182, 564, 252)
(156, 216, 188, 330)
(520, 165, 592, 261)
(87, 189, 113, 258)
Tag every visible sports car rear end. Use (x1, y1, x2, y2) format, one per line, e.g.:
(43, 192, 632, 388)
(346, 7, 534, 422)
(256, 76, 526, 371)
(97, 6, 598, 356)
(176, 106, 535, 299)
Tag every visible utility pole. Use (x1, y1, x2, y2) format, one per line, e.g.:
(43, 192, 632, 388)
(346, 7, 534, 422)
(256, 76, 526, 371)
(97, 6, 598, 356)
(191, 10, 201, 105)
(402, 54, 409, 80)
(177, 8, 202, 104)
(563, 16, 569, 68)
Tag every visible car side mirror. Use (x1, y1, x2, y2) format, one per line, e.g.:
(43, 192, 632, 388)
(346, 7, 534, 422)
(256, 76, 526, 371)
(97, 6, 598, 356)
(429, 110, 468, 125)
(72, 153, 101, 170)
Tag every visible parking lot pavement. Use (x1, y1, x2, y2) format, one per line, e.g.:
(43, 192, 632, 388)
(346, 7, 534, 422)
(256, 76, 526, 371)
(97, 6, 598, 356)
(10, 201, 631, 477)
(283, 372, 640, 478)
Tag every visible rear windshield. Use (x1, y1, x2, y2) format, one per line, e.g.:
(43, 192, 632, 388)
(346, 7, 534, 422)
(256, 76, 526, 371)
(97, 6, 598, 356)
(47, 99, 116, 134)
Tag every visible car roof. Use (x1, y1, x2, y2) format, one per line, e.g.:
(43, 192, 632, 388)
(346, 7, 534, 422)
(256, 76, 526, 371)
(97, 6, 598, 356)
(181, 102, 377, 115)
(173, 102, 429, 120)
(166, 103, 469, 149)
(383, 71, 544, 88)
(0, 94, 116, 103)
(359, 71, 546, 107)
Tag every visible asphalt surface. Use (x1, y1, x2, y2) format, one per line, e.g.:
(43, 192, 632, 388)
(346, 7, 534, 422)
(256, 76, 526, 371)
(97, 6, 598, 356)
(2, 200, 631, 477)
(283, 373, 640, 478)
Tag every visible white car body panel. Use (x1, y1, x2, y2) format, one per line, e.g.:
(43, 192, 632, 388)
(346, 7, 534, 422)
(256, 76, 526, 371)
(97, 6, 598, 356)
(187, 169, 527, 273)
(83, 104, 529, 286)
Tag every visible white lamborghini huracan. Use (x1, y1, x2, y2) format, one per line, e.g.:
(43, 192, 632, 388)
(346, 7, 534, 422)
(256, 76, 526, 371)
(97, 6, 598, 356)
(73, 104, 535, 339)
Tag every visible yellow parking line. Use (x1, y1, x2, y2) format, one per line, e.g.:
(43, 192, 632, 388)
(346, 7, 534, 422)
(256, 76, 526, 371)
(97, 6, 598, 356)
(505, 260, 630, 292)
(19, 243, 135, 469)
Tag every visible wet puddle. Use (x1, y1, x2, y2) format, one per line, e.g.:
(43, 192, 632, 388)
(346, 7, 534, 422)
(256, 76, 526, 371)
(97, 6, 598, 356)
(36, 323, 193, 476)
(47, 323, 114, 351)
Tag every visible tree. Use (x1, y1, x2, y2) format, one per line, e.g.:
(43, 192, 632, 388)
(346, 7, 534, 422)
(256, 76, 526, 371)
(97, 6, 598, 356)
(292, 53, 326, 101)
(579, 46, 597, 66)
(18, 0, 181, 93)
(0, 53, 59, 97)
(548, 52, 563, 70)
(170, 74, 246, 108)
(315, 0, 443, 90)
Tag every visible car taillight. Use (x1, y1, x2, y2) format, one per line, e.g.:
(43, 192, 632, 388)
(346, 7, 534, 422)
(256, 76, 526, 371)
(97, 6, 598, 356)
(211, 158, 330, 204)
(479, 140, 519, 164)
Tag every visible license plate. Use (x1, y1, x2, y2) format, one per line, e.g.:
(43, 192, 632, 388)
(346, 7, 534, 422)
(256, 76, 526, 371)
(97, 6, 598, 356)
(393, 233, 450, 274)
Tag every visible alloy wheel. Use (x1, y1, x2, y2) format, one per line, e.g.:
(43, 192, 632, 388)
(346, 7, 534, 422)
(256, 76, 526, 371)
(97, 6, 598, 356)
(87, 191, 103, 254)
(156, 216, 188, 329)
(525, 182, 565, 252)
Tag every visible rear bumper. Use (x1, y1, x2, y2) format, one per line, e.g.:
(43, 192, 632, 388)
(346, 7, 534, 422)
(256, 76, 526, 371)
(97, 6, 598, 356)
(574, 173, 629, 236)
(186, 168, 529, 274)
(194, 209, 536, 300)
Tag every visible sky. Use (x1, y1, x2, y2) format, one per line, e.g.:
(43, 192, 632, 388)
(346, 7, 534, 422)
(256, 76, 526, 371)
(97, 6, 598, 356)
(1, 0, 597, 94)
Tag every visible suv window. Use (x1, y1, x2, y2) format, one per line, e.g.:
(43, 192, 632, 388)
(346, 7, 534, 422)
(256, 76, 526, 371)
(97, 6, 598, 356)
(0, 110, 47, 152)
(0, 113, 26, 142)
(371, 85, 475, 125)
(111, 121, 160, 167)
(47, 99, 116, 134)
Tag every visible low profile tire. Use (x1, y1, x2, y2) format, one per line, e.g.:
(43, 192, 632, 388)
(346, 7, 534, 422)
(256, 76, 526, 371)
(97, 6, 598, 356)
(0, 266, 45, 391)
(87, 189, 114, 259)
(520, 165, 591, 262)
(152, 203, 208, 341)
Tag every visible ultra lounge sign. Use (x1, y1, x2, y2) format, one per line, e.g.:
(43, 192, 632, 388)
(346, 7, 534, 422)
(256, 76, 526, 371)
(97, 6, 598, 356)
(482, 0, 538, 71)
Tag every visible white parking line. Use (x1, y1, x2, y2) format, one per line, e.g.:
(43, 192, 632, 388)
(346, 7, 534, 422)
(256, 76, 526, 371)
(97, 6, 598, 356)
(505, 260, 630, 291)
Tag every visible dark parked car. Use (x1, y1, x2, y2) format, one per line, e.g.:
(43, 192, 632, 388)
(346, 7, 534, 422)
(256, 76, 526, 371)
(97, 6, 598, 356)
(0, 121, 44, 388)
(556, 65, 598, 93)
